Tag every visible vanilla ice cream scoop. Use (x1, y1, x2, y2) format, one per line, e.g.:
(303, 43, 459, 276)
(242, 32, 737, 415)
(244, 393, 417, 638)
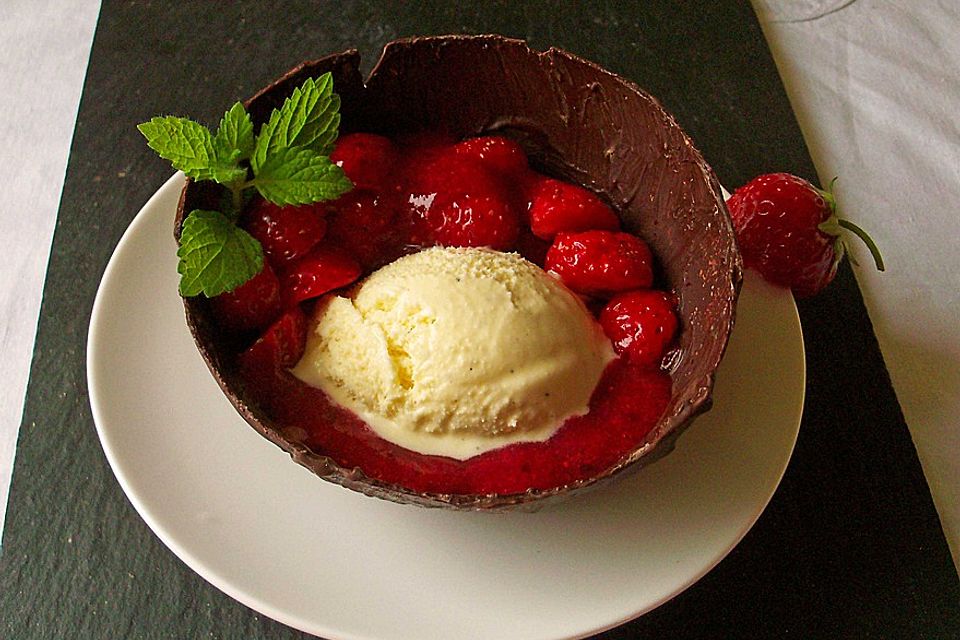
(290, 247, 615, 459)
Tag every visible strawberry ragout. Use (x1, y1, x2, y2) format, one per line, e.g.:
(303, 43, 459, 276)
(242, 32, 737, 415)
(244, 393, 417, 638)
(215, 132, 681, 495)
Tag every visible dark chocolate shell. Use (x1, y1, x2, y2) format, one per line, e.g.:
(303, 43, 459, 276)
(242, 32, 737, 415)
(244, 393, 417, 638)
(176, 35, 742, 510)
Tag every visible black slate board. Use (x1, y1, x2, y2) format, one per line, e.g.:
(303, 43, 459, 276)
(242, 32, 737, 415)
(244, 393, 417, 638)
(2, 1, 958, 638)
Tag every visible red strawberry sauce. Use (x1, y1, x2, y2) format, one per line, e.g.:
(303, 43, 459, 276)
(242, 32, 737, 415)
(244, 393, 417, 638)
(243, 358, 671, 495)
(232, 132, 677, 496)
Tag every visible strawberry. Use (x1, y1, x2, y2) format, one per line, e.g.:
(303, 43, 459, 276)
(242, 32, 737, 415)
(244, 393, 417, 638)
(330, 133, 398, 191)
(599, 290, 678, 368)
(326, 190, 409, 268)
(242, 198, 326, 266)
(545, 230, 654, 297)
(406, 154, 505, 198)
(237, 306, 308, 382)
(412, 192, 519, 250)
(407, 155, 520, 250)
(209, 261, 281, 334)
(280, 244, 362, 305)
(452, 136, 528, 176)
(526, 177, 620, 240)
(726, 173, 883, 298)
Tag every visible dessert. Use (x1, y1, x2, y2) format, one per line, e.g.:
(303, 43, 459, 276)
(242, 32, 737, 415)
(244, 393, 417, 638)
(229, 130, 676, 496)
(169, 36, 741, 509)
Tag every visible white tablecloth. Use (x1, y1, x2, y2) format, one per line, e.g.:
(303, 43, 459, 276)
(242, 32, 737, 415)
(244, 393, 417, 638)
(0, 0, 101, 543)
(754, 0, 960, 571)
(1, 0, 957, 574)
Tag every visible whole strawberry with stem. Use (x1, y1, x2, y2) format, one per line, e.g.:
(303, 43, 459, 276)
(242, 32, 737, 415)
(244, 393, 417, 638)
(726, 173, 884, 298)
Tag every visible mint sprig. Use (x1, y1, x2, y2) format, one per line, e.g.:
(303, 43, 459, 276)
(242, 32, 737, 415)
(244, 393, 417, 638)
(138, 73, 353, 297)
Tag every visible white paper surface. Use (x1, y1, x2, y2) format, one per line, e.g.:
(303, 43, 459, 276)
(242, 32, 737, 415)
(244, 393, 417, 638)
(0, 0, 100, 543)
(754, 0, 960, 572)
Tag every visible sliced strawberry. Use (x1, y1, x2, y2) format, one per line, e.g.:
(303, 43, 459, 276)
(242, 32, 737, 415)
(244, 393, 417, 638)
(326, 190, 409, 268)
(237, 306, 308, 384)
(209, 261, 281, 334)
(545, 230, 653, 297)
(527, 177, 620, 240)
(452, 136, 528, 176)
(280, 245, 362, 305)
(242, 198, 326, 266)
(330, 133, 398, 191)
(600, 290, 678, 368)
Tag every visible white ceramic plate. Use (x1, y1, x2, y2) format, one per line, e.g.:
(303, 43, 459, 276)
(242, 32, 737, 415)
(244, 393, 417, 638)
(88, 174, 804, 640)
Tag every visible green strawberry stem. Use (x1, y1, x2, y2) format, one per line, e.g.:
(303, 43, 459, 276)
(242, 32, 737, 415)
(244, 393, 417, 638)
(816, 178, 885, 273)
(836, 218, 885, 271)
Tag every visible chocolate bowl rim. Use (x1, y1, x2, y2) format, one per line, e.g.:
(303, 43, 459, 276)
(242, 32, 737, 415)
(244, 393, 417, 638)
(175, 34, 743, 510)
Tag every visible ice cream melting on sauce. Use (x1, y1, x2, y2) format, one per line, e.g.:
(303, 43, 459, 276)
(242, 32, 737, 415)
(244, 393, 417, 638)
(290, 247, 615, 460)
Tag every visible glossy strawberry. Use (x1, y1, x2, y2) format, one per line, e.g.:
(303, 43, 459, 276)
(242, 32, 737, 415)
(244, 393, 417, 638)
(209, 261, 281, 334)
(242, 199, 326, 266)
(330, 133, 398, 190)
(406, 154, 505, 199)
(545, 230, 653, 297)
(726, 173, 883, 298)
(527, 177, 620, 240)
(452, 136, 528, 176)
(280, 244, 362, 305)
(237, 306, 307, 382)
(600, 290, 678, 368)
(412, 193, 519, 250)
(407, 156, 520, 250)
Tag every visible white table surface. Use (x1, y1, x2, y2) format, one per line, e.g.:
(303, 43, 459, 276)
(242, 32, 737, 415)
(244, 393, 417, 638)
(1, 0, 957, 576)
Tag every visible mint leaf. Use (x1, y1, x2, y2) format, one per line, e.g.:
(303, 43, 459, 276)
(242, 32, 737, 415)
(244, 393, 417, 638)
(251, 73, 340, 171)
(252, 146, 352, 206)
(212, 102, 255, 163)
(138, 116, 246, 184)
(177, 209, 263, 297)
(144, 76, 353, 297)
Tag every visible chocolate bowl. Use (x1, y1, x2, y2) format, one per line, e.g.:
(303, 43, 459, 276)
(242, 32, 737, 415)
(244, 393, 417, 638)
(175, 35, 742, 510)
